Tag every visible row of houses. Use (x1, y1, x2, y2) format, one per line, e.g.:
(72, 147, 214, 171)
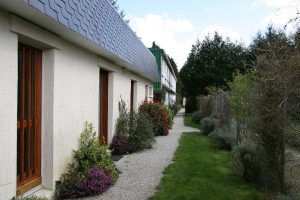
(0, 0, 177, 199)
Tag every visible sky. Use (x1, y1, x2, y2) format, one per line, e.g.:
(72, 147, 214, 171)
(118, 0, 300, 69)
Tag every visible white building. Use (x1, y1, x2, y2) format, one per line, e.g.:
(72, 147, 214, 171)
(0, 0, 159, 198)
(149, 47, 177, 106)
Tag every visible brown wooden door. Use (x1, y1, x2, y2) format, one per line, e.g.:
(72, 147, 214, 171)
(17, 44, 42, 194)
(100, 70, 108, 145)
(130, 80, 134, 112)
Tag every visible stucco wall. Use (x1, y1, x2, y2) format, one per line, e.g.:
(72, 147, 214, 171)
(0, 10, 18, 199)
(50, 41, 100, 188)
(0, 11, 153, 197)
(97, 57, 152, 144)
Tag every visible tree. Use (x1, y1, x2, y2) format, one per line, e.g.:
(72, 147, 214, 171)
(249, 26, 300, 195)
(228, 71, 253, 145)
(180, 32, 252, 99)
(249, 25, 292, 61)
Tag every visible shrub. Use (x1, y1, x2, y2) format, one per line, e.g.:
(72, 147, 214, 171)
(75, 166, 112, 196)
(110, 135, 131, 155)
(72, 123, 118, 182)
(185, 97, 198, 113)
(192, 111, 203, 124)
(201, 117, 217, 134)
(164, 107, 174, 128)
(55, 122, 119, 199)
(209, 130, 231, 151)
(153, 89, 166, 103)
(170, 103, 181, 116)
(112, 100, 156, 153)
(115, 99, 130, 137)
(198, 95, 213, 117)
(57, 165, 112, 199)
(232, 140, 261, 183)
(128, 113, 154, 151)
(139, 102, 171, 136)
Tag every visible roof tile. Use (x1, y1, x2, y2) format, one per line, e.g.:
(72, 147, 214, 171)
(24, 0, 159, 81)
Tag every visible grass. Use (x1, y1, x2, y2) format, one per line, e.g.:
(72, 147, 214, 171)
(184, 113, 201, 130)
(150, 133, 264, 200)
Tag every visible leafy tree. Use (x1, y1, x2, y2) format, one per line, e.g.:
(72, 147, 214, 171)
(249, 26, 300, 195)
(249, 25, 292, 61)
(228, 71, 253, 145)
(180, 32, 252, 99)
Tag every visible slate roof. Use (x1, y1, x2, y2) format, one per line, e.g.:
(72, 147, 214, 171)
(21, 0, 159, 81)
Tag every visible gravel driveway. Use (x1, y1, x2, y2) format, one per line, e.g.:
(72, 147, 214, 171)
(85, 109, 198, 200)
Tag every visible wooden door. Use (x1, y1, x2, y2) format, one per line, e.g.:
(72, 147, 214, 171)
(130, 80, 134, 112)
(100, 70, 108, 145)
(17, 43, 42, 194)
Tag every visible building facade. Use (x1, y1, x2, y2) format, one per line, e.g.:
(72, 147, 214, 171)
(0, 0, 159, 198)
(149, 47, 177, 106)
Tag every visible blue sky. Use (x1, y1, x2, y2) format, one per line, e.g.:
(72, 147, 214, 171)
(118, 0, 300, 68)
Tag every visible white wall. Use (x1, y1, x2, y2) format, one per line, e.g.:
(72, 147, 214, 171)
(97, 57, 152, 143)
(51, 40, 100, 188)
(0, 11, 153, 197)
(0, 10, 18, 199)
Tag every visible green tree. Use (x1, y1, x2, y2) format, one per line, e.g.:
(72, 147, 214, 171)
(249, 25, 292, 61)
(180, 32, 251, 99)
(249, 26, 299, 195)
(228, 72, 253, 145)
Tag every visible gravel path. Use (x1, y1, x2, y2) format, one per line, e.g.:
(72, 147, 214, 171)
(85, 109, 198, 200)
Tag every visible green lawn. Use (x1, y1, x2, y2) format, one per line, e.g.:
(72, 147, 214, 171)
(184, 113, 201, 130)
(150, 133, 264, 200)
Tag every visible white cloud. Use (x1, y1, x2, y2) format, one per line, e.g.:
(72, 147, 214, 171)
(198, 25, 248, 44)
(246, 2, 258, 11)
(260, 0, 299, 8)
(129, 14, 196, 68)
(259, 0, 300, 32)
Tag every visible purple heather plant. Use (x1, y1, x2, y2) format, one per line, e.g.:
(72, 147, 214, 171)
(110, 135, 132, 155)
(57, 166, 113, 199)
(76, 166, 113, 195)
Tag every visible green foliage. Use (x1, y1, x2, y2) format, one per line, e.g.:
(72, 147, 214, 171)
(198, 95, 214, 118)
(153, 89, 166, 103)
(180, 32, 252, 98)
(55, 122, 119, 199)
(201, 117, 217, 134)
(128, 113, 154, 151)
(72, 123, 118, 182)
(185, 97, 198, 113)
(164, 107, 174, 128)
(249, 25, 292, 60)
(115, 99, 130, 137)
(112, 100, 155, 153)
(150, 133, 264, 200)
(191, 111, 203, 124)
(169, 103, 181, 117)
(209, 130, 232, 151)
(249, 26, 300, 194)
(184, 114, 201, 130)
(232, 140, 261, 183)
(139, 102, 171, 136)
(228, 71, 253, 144)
